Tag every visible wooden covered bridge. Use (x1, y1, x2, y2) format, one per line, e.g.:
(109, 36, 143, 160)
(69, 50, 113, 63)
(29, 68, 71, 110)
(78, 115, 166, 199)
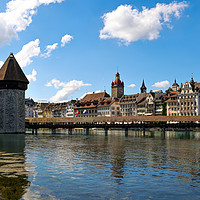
(25, 116, 200, 135)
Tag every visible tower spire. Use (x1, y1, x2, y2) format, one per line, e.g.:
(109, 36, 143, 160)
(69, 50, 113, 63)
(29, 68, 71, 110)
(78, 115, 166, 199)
(140, 79, 147, 93)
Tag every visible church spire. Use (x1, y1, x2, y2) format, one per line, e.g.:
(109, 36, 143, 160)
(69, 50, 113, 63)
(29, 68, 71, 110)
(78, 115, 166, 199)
(140, 79, 147, 93)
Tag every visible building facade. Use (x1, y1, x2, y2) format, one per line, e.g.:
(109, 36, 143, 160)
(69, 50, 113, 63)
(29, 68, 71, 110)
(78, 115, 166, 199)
(177, 79, 200, 116)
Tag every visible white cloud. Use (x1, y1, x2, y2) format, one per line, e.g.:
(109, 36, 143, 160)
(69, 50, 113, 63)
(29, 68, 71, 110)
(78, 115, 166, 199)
(42, 43, 58, 58)
(0, 0, 64, 46)
(100, 2, 188, 45)
(127, 84, 136, 88)
(152, 80, 170, 88)
(26, 69, 37, 82)
(61, 34, 73, 47)
(0, 61, 4, 67)
(46, 79, 91, 102)
(15, 39, 40, 67)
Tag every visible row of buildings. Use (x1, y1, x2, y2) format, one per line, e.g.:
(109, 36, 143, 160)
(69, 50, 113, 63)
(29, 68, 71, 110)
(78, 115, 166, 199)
(26, 72, 200, 118)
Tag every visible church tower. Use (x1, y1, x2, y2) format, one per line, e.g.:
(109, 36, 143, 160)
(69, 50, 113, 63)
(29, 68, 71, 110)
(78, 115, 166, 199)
(0, 53, 29, 133)
(140, 79, 147, 93)
(111, 72, 124, 98)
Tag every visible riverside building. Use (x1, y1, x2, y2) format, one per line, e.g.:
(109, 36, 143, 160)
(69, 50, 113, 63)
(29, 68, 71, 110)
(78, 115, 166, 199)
(177, 78, 200, 116)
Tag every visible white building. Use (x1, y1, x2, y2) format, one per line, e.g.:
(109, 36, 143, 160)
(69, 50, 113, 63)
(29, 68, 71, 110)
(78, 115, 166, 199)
(66, 100, 76, 117)
(177, 79, 200, 116)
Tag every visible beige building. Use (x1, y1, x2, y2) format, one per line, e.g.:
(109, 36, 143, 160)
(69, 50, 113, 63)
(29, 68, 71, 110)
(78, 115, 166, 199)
(166, 91, 178, 116)
(74, 91, 110, 117)
(177, 78, 200, 116)
(97, 98, 120, 117)
(120, 94, 139, 116)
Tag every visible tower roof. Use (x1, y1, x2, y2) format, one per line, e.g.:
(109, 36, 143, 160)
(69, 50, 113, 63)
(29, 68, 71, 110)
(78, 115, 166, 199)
(172, 79, 179, 87)
(0, 53, 29, 84)
(140, 79, 146, 90)
(112, 72, 124, 87)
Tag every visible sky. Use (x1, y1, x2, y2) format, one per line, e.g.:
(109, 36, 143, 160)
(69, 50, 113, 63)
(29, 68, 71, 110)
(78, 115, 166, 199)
(0, 0, 199, 102)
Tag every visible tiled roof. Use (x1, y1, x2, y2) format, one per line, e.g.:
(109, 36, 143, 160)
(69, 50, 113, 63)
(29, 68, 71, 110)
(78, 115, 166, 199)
(136, 93, 147, 104)
(81, 92, 110, 102)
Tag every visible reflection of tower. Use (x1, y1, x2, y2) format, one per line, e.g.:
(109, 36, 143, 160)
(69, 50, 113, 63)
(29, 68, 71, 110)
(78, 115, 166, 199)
(111, 72, 124, 98)
(140, 79, 147, 93)
(0, 53, 29, 133)
(110, 138, 126, 183)
(0, 134, 30, 199)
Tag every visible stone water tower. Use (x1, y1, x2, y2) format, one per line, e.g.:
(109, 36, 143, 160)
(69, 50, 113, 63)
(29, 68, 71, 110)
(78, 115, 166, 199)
(0, 53, 29, 134)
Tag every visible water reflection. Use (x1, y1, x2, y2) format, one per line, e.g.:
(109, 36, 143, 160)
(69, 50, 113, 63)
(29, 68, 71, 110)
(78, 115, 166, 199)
(0, 130, 200, 199)
(0, 134, 30, 200)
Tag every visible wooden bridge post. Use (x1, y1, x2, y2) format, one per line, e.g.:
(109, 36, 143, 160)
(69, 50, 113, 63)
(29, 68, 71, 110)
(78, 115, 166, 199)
(142, 126, 145, 137)
(161, 126, 166, 138)
(86, 127, 89, 135)
(68, 128, 73, 135)
(125, 127, 128, 137)
(51, 128, 56, 134)
(104, 127, 108, 136)
(32, 128, 38, 135)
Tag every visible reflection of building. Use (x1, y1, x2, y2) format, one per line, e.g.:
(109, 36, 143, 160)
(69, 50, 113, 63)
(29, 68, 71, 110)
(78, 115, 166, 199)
(0, 134, 30, 199)
(0, 53, 29, 133)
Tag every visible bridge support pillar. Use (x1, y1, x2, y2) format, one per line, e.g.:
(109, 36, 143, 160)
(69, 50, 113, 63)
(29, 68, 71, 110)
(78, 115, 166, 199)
(161, 127, 166, 138)
(32, 129, 38, 135)
(68, 128, 73, 135)
(125, 127, 128, 137)
(86, 127, 89, 135)
(51, 128, 56, 134)
(104, 127, 108, 136)
(142, 127, 145, 136)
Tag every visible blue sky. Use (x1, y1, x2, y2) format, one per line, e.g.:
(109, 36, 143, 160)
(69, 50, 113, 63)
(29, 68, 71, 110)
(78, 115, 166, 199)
(0, 0, 199, 102)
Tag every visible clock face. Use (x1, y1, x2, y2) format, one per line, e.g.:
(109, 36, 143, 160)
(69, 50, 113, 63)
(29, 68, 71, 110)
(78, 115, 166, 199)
(118, 88, 123, 94)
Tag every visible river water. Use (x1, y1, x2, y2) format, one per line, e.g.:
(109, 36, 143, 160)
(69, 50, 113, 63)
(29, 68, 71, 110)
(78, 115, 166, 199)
(0, 130, 199, 200)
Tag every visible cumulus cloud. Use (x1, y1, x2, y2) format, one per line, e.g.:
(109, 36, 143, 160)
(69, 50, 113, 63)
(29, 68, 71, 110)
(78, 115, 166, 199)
(61, 34, 73, 47)
(46, 79, 91, 102)
(0, 61, 4, 67)
(0, 0, 64, 46)
(15, 39, 40, 67)
(152, 80, 170, 88)
(100, 1, 188, 45)
(127, 84, 136, 88)
(26, 69, 37, 82)
(42, 43, 58, 58)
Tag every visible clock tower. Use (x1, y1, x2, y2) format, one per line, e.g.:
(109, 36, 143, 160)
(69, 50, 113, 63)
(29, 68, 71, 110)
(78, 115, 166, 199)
(111, 72, 124, 98)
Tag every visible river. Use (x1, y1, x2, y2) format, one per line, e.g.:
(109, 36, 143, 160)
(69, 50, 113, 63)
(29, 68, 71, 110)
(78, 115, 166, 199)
(0, 130, 199, 199)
